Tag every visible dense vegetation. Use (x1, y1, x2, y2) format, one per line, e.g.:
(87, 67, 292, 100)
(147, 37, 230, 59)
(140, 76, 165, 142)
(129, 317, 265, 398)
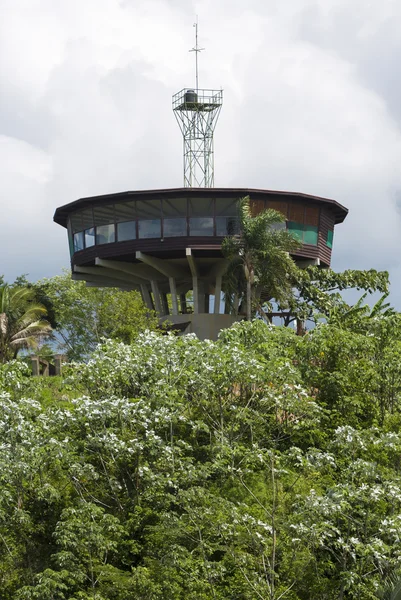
(2, 307, 401, 598)
(0, 206, 398, 599)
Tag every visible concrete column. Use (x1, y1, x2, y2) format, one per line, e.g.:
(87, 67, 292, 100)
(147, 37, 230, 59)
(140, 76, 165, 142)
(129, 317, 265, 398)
(192, 277, 199, 314)
(214, 275, 222, 314)
(204, 293, 210, 314)
(31, 356, 40, 376)
(141, 284, 154, 310)
(169, 277, 179, 316)
(150, 280, 163, 316)
(186, 248, 199, 315)
(161, 293, 169, 316)
(54, 354, 65, 376)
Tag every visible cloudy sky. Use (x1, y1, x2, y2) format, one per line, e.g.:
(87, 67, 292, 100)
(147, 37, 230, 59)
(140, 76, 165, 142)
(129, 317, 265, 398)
(1, 0, 401, 301)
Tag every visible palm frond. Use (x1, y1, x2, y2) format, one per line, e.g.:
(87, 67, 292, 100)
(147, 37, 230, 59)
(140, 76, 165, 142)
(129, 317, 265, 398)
(0, 284, 52, 362)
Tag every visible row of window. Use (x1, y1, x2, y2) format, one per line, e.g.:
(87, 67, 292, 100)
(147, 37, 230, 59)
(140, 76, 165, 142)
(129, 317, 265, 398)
(71, 221, 334, 255)
(68, 199, 334, 254)
(70, 198, 239, 234)
(71, 216, 240, 253)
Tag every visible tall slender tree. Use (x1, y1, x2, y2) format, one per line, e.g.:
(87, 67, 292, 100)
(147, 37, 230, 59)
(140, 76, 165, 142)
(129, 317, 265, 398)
(222, 196, 300, 320)
(0, 285, 52, 363)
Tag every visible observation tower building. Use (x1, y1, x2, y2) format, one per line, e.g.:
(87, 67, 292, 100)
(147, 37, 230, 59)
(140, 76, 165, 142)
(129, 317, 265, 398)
(54, 26, 348, 340)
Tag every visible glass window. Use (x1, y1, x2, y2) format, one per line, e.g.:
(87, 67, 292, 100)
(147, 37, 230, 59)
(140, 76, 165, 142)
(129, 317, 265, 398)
(96, 224, 115, 244)
(216, 216, 239, 236)
(287, 222, 318, 245)
(138, 220, 161, 239)
(190, 217, 214, 236)
(85, 228, 95, 248)
(117, 221, 137, 241)
(215, 198, 238, 216)
(163, 218, 187, 237)
(287, 222, 303, 242)
(70, 213, 83, 233)
(94, 205, 115, 226)
(73, 231, 84, 252)
(188, 197, 213, 217)
(162, 198, 187, 217)
(81, 208, 94, 230)
(115, 202, 136, 222)
(137, 200, 161, 219)
(327, 229, 334, 249)
(270, 222, 286, 231)
(303, 225, 318, 245)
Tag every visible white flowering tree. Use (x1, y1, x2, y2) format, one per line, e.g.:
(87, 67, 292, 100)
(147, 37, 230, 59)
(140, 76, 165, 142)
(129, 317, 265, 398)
(0, 316, 401, 598)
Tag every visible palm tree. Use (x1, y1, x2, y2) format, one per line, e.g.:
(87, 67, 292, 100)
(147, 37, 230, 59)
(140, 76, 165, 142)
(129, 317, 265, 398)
(222, 196, 300, 321)
(0, 285, 52, 363)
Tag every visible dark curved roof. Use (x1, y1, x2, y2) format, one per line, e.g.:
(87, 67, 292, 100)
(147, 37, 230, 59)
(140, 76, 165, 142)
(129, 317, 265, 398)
(54, 187, 348, 228)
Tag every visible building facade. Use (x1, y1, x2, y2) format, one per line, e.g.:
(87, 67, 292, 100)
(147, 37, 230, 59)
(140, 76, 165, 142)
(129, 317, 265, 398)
(54, 187, 348, 339)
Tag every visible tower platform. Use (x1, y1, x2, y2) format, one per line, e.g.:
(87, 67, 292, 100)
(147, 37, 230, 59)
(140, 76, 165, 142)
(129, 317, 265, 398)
(54, 187, 348, 339)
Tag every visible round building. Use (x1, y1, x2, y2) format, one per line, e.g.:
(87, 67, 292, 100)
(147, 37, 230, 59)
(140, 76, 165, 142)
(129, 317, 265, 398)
(54, 186, 348, 339)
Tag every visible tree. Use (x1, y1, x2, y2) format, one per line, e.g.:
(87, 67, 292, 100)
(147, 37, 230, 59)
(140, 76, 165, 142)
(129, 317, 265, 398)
(222, 196, 300, 321)
(0, 285, 51, 363)
(288, 266, 390, 326)
(35, 271, 158, 360)
(5, 316, 401, 598)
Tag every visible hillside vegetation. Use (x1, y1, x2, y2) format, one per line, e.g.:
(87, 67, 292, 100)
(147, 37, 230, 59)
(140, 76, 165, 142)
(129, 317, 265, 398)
(2, 314, 401, 599)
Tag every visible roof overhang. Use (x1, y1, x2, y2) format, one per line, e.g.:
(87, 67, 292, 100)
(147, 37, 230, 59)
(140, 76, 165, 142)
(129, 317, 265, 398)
(54, 187, 349, 228)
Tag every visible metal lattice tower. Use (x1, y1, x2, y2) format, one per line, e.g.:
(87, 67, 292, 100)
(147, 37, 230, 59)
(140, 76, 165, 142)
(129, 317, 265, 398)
(173, 20, 223, 188)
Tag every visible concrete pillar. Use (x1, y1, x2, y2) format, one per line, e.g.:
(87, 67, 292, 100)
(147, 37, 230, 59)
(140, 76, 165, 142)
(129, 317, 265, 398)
(150, 280, 163, 316)
(214, 275, 222, 314)
(186, 248, 199, 315)
(141, 284, 154, 310)
(54, 354, 66, 376)
(31, 356, 40, 376)
(161, 293, 169, 316)
(192, 277, 199, 314)
(169, 277, 179, 316)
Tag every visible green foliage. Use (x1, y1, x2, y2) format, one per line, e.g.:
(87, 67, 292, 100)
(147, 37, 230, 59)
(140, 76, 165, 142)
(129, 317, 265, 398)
(35, 271, 158, 360)
(3, 312, 401, 598)
(223, 196, 301, 320)
(291, 266, 390, 323)
(0, 284, 52, 363)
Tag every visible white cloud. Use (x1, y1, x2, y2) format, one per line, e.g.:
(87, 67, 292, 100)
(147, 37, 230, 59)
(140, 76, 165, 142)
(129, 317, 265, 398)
(0, 0, 401, 303)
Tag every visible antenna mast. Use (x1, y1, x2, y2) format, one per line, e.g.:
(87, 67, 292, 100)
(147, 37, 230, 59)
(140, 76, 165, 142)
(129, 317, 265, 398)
(190, 17, 204, 92)
(172, 20, 223, 188)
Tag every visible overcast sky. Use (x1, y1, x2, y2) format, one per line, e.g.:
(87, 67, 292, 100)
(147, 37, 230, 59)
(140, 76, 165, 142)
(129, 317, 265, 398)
(1, 0, 401, 302)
